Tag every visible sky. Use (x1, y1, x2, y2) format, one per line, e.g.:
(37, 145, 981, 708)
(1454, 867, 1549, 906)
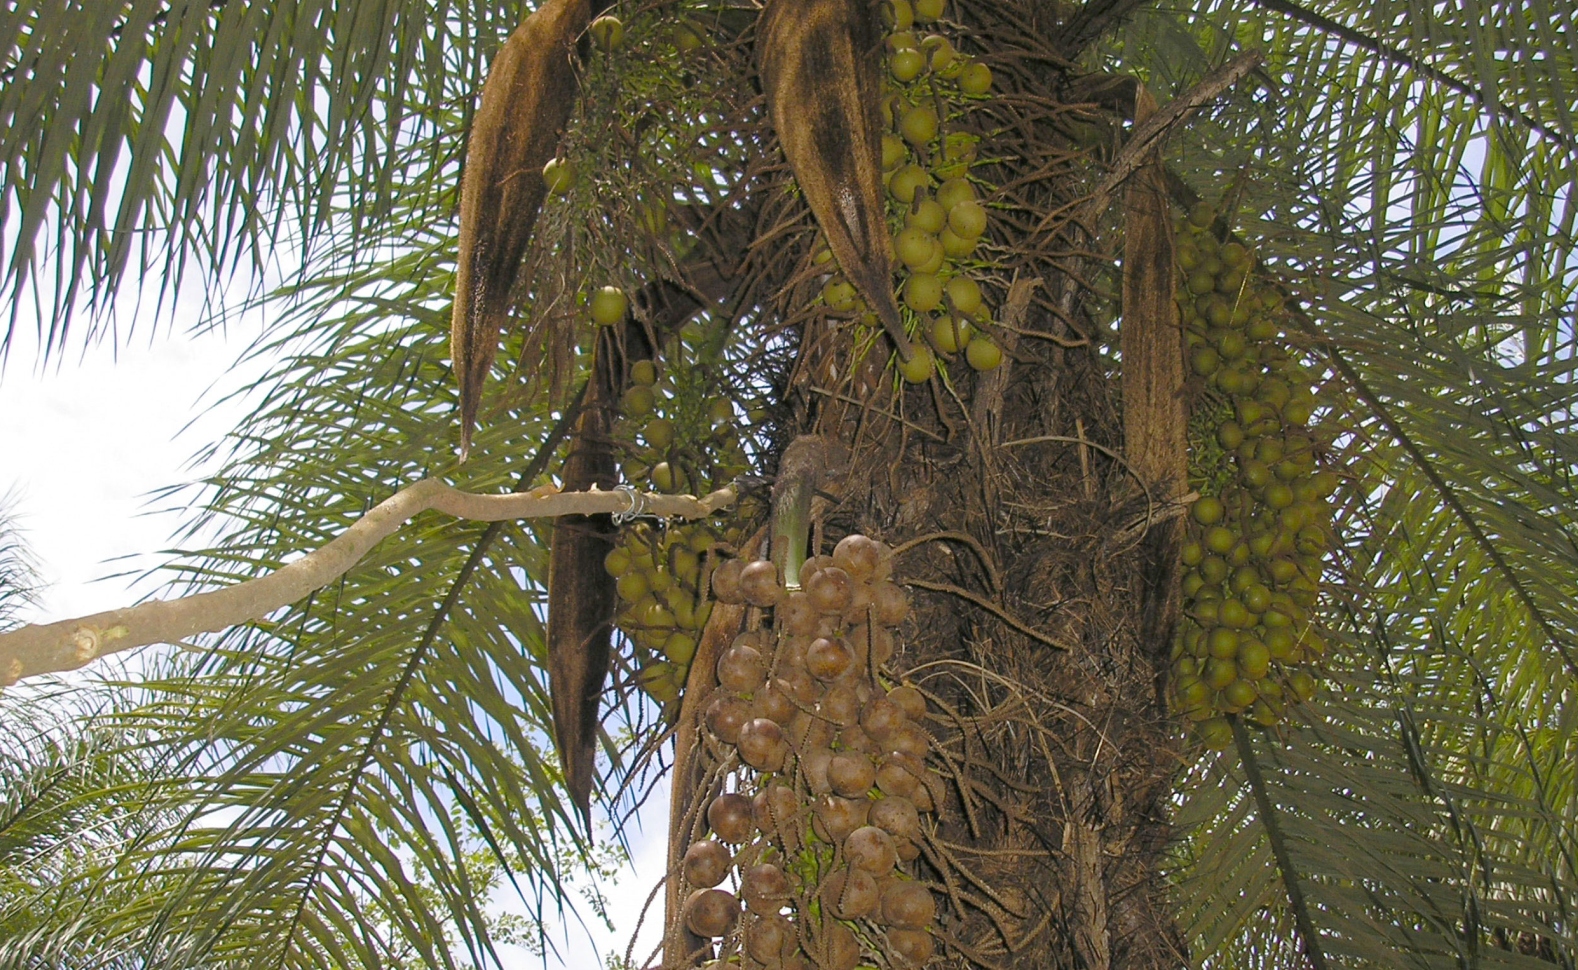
(0, 298, 664, 968)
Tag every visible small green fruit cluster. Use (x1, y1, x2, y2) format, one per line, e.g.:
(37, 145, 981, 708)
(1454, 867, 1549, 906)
(612, 359, 751, 705)
(1170, 206, 1341, 750)
(684, 535, 938, 969)
(815, 0, 1003, 384)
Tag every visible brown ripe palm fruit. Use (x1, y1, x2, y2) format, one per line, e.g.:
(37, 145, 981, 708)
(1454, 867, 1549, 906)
(802, 745, 835, 795)
(684, 888, 741, 938)
(887, 927, 936, 967)
(707, 793, 756, 843)
(822, 867, 880, 920)
(869, 794, 921, 842)
(876, 752, 924, 798)
(739, 559, 783, 606)
(754, 783, 804, 849)
(746, 914, 797, 964)
(886, 684, 926, 719)
(753, 681, 799, 725)
(806, 565, 854, 614)
(872, 581, 910, 626)
(812, 794, 870, 843)
(845, 825, 899, 873)
(741, 862, 792, 916)
(705, 691, 751, 744)
(717, 640, 768, 693)
(683, 840, 733, 888)
(828, 751, 878, 797)
(711, 559, 745, 604)
(806, 636, 854, 681)
(818, 920, 862, 970)
(832, 534, 883, 580)
(880, 881, 936, 929)
(860, 695, 908, 743)
(819, 682, 861, 727)
(777, 591, 820, 636)
(738, 718, 787, 771)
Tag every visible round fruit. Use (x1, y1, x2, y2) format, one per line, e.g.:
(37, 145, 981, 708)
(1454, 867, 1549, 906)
(948, 199, 988, 239)
(737, 717, 786, 771)
(882, 0, 915, 29)
(869, 794, 921, 841)
(946, 274, 982, 314)
(936, 177, 975, 211)
(895, 227, 937, 269)
(683, 839, 732, 888)
(890, 48, 926, 81)
(542, 157, 575, 195)
(589, 14, 624, 50)
(603, 546, 631, 577)
(672, 23, 704, 51)
(741, 863, 791, 916)
(1196, 717, 1232, 750)
(932, 314, 972, 354)
(629, 359, 657, 386)
(663, 632, 697, 665)
(806, 636, 854, 681)
(913, 0, 945, 21)
(939, 226, 976, 258)
(1192, 496, 1225, 525)
(881, 881, 936, 929)
(621, 384, 655, 416)
(822, 277, 858, 311)
(904, 273, 943, 312)
(707, 793, 755, 843)
(845, 825, 899, 873)
(828, 751, 877, 796)
(888, 164, 931, 204)
(684, 888, 740, 938)
(959, 61, 992, 94)
(900, 105, 938, 146)
(642, 417, 674, 449)
(907, 197, 948, 233)
(882, 132, 908, 171)
(738, 559, 783, 606)
(711, 558, 744, 603)
(717, 641, 767, 692)
(705, 692, 749, 743)
(889, 927, 936, 967)
(823, 867, 880, 919)
(898, 343, 935, 383)
(746, 914, 795, 964)
(965, 336, 1002, 371)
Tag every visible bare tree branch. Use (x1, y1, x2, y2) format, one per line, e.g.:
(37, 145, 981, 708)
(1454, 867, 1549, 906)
(0, 480, 736, 687)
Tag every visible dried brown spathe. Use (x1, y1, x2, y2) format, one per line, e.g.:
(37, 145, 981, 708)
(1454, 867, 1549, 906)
(451, 0, 591, 459)
(758, 0, 913, 359)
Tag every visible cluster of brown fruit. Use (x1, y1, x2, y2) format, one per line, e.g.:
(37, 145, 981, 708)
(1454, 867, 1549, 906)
(817, 0, 1002, 382)
(676, 534, 940, 969)
(1170, 205, 1342, 750)
(608, 358, 752, 705)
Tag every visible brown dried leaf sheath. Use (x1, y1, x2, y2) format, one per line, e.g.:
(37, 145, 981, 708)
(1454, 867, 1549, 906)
(757, 0, 912, 359)
(1120, 85, 1188, 655)
(452, 0, 591, 457)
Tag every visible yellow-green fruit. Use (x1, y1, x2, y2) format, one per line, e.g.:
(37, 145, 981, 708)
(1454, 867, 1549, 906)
(916, 239, 946, 275)
(888, 165, 931, 204)
(913, 0, 945, 22)
(881, 133, 908, 171)
(1188, 203, 1216, 229)
(542, 157, 576, 195)
(638, 662, 681, 704)
(922, 34, 956, 73)
(939, 226, 976, 258)
(664, 632, 698, 665)
(591, 286, 629, 326)
(904, 273, 943, 312)
(650, 461, 678, 492)
(932, 314, 972, 354)
(882, 0, 915, 30)
(900, 105, 938, 146)
(1196, 717, 1233, 750)
(895, 228, 936, 269)
(887, 29, 919, 51)
(823, 277, 858, 311)
(1222, 679, 1257, 711)
(604, 546, 632, 577)
(890, 48, 926, 82)
(965, 336, 1002, 371)
(708, 398, 735, 426)
(616, 571, 649, 602)
(907, 197, 947, 234)
(898, 345, 936, 383)
(959, 61, 992, 95)
(589, 14, 624, 50)
(622, 384, 656, 416)
(946, 275, 982, 315)
(1192, 496, 1224, 525)
(948, 200, 987, 239)
(936, 177, 975, 210)
(630, 359, 658, 386)
(643, 417, 675, 450)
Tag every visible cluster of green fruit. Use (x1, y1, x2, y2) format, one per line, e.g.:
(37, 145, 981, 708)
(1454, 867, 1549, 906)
(677, 535, 940, 970)
(1169, 206, 1341, 751)
(606, 357, 752, 705)
(817, 0, 1002, 382)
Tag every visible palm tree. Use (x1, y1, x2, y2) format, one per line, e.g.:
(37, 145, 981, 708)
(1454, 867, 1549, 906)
(1, 1, 1574, 968)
